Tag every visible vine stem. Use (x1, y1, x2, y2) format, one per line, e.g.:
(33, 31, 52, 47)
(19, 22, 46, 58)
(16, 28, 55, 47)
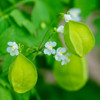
(38, 14, 59, 50)
(0, 0, 35, 16)
(34, 89, 42, 100)
(27, 15, 59, 57)
(40, 31, 56, 51)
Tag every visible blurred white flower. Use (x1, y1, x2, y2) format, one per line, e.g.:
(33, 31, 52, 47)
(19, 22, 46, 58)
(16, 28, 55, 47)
(7, 42, 19, 56)
(69, 8, 81, 22)
(64, 14, 72, 22)
(57, 25, 64, 34)
(44, 41, 56, 55)
(55, 47, 66, 61)
(61, 53, 71, 65)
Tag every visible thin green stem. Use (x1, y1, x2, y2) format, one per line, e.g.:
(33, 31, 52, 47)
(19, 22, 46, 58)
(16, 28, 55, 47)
(26, 14, 59, 57)
(35, 89, 41, 100)
(38, 14, 59, 50)
(26, 50, 36, 57)
(0, 0, 35, 16)
(32, 52, 38, 62)
(40, 31, 56, 52)
(32, 88, 41, 100)
(38, 24, 52, 49)
(44, 31, 56, 46)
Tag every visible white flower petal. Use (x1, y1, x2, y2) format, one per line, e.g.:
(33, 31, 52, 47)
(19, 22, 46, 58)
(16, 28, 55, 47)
(61, 60, 66, 65)
(57, 25, 64, 34)
(45, 42, 50, 48)
(47, 51, 51, 55)
(55, 55, 59, 60)
(44, 49, 51, 55)
(7, 47, 12, 53)
(69, 8, 81, 22)
(55, 55, 62, 61)
(61, 48, 66, 53)
(15, 49, 19, 55)
(8, 42, 13, 46)
(64, 14, 72, 22)
(8, 42, 18, 49)
(57, 47, 62, 54)
(44, 49, 48, 54)
(13, 44, 18, 49)
(72, 16, 81, 22)
(61, 55, 65, 60)
(10, 51, 15, 56)
(57, 47, 66, 54)
(45, 41, 56, 49)
(69, 8, 81, 15)
(51, 49, 56, 54)
(52, 42, 56, 47)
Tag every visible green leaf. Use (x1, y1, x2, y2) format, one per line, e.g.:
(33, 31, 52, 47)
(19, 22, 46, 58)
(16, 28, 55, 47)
(54, 54, 88, 91)
(10, 9, 26, 26)
(61, 0, 70, 4)
(10, 9, 35, 34)
(0, 0, 11, 10)
(2, 55, 15, 74)
(74, 0, 97, 18)
(0, 85, 13, 100)
(64, 20, 95, 56)
(23, 20, 35, 35)
(0, 77, 11, 88)
(0, 25, 37, 55)
(43, 0, 63, 18)
(8, 53, 38, 93)
(32, 0, 50, 28)
(8, 0, 17, 4)
(0, 16, 9, 35)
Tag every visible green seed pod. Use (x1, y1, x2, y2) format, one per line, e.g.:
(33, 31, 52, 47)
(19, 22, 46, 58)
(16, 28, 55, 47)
(64, 20, 95, 56)
(54, 54, 88, 91)
(8, 53, 38, 93)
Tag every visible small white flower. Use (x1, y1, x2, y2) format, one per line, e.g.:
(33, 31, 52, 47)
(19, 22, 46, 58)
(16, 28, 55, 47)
(57, 25, 64, 34)
(61, 53, 71, 65)
(64, 14, 72, 22)
(69, 8, 81, 22)
(44, 41, 56, 55)
(55, 47, 66, 61)
(7, 42, 19, 56)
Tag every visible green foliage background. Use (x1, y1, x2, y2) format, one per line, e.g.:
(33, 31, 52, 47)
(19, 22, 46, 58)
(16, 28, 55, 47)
(0, 0, 100, 100)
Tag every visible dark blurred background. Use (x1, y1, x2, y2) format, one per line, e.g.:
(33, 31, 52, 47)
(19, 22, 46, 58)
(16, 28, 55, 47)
(0, 0, 100, 100)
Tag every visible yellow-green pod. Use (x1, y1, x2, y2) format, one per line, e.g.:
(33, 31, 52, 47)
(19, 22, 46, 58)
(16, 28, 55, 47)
(54, 54, 88, 91)
(8, 53, 38, 93)
(64, 20, 95, 56)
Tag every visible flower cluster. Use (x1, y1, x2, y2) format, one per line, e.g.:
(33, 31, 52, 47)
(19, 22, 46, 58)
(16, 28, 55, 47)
(57, 8, 81, 34)
(7, 42, 19, 56)
(44, 41, 71, 65)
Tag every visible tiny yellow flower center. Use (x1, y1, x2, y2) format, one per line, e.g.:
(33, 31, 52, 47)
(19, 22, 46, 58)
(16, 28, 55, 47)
(67, 57, 70, 61)
(60, 52, 63, 55)
(11, 46, 14, 49)
(49, 47, 53, 49)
